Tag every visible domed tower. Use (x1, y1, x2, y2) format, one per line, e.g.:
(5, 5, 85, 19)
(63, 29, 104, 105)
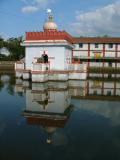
(43, 9, 58, 31)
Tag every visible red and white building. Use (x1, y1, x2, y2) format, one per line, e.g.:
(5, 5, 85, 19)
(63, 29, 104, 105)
(15, 10, 120, 82)
(73, 37, 120, 68)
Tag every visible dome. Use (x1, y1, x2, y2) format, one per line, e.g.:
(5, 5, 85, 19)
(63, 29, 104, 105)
(43, 12, 58, 31)
(43, 21, 58, 31)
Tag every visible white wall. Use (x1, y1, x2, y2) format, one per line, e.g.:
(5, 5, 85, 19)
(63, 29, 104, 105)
(105, 51, 115, 57)
(105, 44, 115, 50)
(73, 51, 88, 57)
(117, 44, 120, 51)
(74, 43, 88, 50)
(90, 44, 103, 50)
(117, 51, 120, 57)
(25, 46, 66, 70)
(64, 47, 72, 69)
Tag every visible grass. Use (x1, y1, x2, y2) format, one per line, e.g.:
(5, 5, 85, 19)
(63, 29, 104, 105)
(88, 67, 120, 74)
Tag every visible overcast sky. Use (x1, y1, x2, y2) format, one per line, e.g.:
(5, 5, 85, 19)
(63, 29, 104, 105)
(0, 0, 120, 38)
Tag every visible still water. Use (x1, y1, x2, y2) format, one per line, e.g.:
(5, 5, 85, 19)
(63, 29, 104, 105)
(0, 73, 120, 160)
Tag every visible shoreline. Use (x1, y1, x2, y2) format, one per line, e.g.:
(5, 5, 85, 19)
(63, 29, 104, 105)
(0, 61, 15, 70)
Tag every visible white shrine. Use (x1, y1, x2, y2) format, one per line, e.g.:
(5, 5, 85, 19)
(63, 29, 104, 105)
(15, 10, 87, 82)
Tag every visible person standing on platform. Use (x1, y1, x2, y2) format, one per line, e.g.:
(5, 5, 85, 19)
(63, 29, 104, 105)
(42, 51, 48, 63)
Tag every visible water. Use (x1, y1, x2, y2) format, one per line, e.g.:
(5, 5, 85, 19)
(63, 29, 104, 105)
(0, 74, 120, 160)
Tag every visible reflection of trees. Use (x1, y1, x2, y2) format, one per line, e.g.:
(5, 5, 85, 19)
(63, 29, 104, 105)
(7, 84, 14, 95)
(17, 92, 24, 97)
(0, 74, 15, 95)
(0, 79, 4, 91)
(6, 75, 15, 95)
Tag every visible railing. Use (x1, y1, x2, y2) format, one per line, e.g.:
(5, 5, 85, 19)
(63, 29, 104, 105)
(68, 63, 87, 71)
(32, 63, 50, 72)
(15, 62, 25, 70)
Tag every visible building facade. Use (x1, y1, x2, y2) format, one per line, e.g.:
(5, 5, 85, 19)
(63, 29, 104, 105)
(73, 37, 120, 68)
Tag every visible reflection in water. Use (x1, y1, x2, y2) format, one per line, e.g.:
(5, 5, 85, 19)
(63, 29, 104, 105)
(75, 100, 120, 126)
(15, 79, 120, 99)
(0, 122, 6, 136)
(1, 74, 120, 159)
(86, 80, 120, 98)
(0, 74, 15, 95)
(15, 78, 120, 128)
(19, 81, 74, 145)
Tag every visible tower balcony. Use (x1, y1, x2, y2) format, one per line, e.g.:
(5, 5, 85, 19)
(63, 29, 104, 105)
(68, 62, 87, 71)
(31, 62, 50, 72)
(15, 61, 25, 71)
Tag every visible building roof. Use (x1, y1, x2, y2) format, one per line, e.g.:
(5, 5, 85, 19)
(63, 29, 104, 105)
(73, 37, 120, 44)
(25, 31, 120, 44)
(26, 31, 74, 44)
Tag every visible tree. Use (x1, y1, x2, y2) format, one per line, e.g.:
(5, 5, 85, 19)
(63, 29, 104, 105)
(0, 36, 4, 49)
(5, 36, 25, 60)
(0, 36, 25, 60)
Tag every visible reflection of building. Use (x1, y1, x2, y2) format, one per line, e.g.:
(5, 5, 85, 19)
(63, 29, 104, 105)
(70, 80, 120, 101)
(22, 82, 73, 144)
(85, 80, 120, 100)
(15, 79, 120, 101)
(15, 80, 120, 135)
(88, 73, 120, 79)
(24, 83, 71, 114)
(68, 80, 87, 97)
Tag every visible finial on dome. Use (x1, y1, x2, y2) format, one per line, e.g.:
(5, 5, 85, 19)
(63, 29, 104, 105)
(46, 8, 54, 22)
(47, 9, 52, 14)
(43, 9, 58, 31)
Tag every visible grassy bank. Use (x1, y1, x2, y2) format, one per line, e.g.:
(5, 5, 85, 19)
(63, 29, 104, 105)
(0, 61, 15, 70)
(88, 66, 120, 74)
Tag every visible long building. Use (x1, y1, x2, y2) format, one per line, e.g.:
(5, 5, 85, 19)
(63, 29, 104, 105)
(73, 37, 120, 67)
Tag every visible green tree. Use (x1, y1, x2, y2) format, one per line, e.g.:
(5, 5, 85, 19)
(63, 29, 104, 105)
(0, 36, 4, 49)
(5, 36, 25, 60)
(0, 36, 25, 60)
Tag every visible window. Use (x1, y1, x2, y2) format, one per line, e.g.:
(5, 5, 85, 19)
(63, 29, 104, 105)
(79, 43, 83, 48)
(108, 44, 113, 48)
(107, 90, 111, 96)
(95, 43, 99, 48)
(93, 90, 97, 95)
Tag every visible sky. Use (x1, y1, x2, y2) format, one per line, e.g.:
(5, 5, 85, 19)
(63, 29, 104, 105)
(0, 0, 120, 38)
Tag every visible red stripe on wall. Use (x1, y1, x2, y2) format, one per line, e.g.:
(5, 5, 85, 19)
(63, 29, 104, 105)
(115, 44, 118, 68)
(88, 43, 90, 67)
(103, 44, 105, 67)
(72, 49, 74, 63)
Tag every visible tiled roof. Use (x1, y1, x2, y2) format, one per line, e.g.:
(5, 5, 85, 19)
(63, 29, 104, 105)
(73, 37, 120, 43)
(26, 31, 74, 44)
(25, 31, 120, 44)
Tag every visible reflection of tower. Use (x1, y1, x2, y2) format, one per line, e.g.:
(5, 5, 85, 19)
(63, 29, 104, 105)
(35, 90, 49, 111)
(45, 127, 57, 144)
(43, 92, 49, 111)
(22, 82, 74, 144)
